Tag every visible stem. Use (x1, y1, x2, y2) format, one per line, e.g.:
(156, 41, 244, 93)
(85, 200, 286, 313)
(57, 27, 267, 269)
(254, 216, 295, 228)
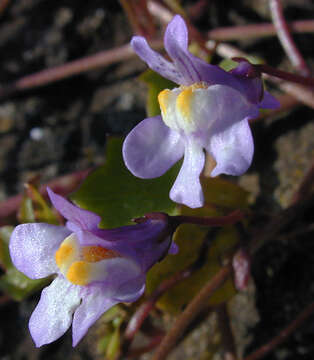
(208, 20, 314, 41)
(0, 41, 163, 99)
(212, 42, 314, 109)
(152, 264, 232, 360)
(258, 64, 314, 87)
(124, 266, 195, 342)
(217, 304, 237, 360)
(269, 0, 310, 76)
(244, 301, 314, 360)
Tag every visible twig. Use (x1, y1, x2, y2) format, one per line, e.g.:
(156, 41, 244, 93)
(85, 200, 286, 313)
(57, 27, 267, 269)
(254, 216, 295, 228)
(208, 20, 314, 41)
(124, 266, 195, 342)
(152, 264, 232, 360)
(0, 41, 163, 100)
(217, 304, 237, 360)
(269, 0, 310, 76)
(243, 301, 314, 360)
(120, 0, 156, 38)
(148, 0, 213, 56)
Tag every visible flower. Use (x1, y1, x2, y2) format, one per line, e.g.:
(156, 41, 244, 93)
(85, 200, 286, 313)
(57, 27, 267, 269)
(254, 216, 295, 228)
(123, 15, 280, 208)
(9, 188, 175, 347)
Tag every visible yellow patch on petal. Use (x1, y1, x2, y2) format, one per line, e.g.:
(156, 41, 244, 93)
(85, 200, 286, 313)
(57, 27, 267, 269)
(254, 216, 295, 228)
(158, 89, 171, 116)
(176, 83, 207, 123)
(66, 261, 91, 286)
(55, 234, 79, 271)
(82, 246, 119, 263)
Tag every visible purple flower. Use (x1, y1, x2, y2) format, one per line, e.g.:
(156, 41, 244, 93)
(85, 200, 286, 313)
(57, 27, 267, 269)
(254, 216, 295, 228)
(123, 15, 279, 208)
(9, 188, 174, 347)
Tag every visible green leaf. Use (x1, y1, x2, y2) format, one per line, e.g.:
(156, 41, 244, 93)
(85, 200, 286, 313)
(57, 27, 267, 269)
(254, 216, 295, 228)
(139, 70, 176, 117)
(0, 268, 50, 301)
(0, 226, 50, 300)
(71, 137, 180, 228)
(106, 320, 122, 360)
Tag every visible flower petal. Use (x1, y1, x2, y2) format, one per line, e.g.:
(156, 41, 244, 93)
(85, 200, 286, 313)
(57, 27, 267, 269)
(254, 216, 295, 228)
(82, 257, 143, 286)
(164, 15, 247, 88)
(209, 119, 254, 177)
(72, 269, 145, 346)
(164, 15, 202, 84)
(47, 187, 101, 231)
(29, 276, 81, 347)
(170, 139, 205, 208)
(10, 223, 70, 279)
(131, 36, 185, 84)
(202, 85, 259, 177)
(259, 91, 281, 109)
(72, 286, 118, 347)
(123, 116, 184, 179)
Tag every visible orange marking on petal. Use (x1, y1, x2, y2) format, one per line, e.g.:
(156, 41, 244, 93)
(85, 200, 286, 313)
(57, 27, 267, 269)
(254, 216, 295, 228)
(82, 246, 119, 263)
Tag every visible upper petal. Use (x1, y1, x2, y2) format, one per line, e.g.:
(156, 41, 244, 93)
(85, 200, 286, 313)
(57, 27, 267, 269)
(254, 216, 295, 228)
(131, 36, 185, 84)
(10, 223, 70, 279)
(170, 139, 205, 208)
(29, 276, 81, 347)
(123, 116, 184, 179)
(47, 187, 101, 231)
(164, 15, 202, 84)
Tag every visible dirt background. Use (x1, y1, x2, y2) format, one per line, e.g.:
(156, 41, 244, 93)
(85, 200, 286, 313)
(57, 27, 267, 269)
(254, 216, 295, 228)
(1, 0, 314, 359)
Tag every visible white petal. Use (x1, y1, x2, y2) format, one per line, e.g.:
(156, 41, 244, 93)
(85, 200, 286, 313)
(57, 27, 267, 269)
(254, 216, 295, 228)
(170, 139, 205, 208)
(10, 223, 71, 279)
(29, 276, 81, 347)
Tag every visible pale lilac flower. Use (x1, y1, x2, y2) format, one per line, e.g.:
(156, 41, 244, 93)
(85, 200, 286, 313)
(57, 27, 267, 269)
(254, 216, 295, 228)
(9, 188, 174, 347)
(123, 15, 279, 208)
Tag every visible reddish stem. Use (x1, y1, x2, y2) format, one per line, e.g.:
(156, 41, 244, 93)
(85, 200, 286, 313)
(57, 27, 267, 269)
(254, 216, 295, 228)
(258, 64, 314, 87)
(269, 0, 310, 76)
(244, 301, 314, 360)
(208, 20, 314, 41)
(152, 264, 232, 360)
(213, 42, 314, 109)
(0, 41, 163, 99)
(124, 266, 194, 341)
(0, 169, 90, 225)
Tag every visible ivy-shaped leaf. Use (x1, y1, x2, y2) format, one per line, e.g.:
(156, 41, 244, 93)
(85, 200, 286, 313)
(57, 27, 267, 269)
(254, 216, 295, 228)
(71, 137, 180, 228)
